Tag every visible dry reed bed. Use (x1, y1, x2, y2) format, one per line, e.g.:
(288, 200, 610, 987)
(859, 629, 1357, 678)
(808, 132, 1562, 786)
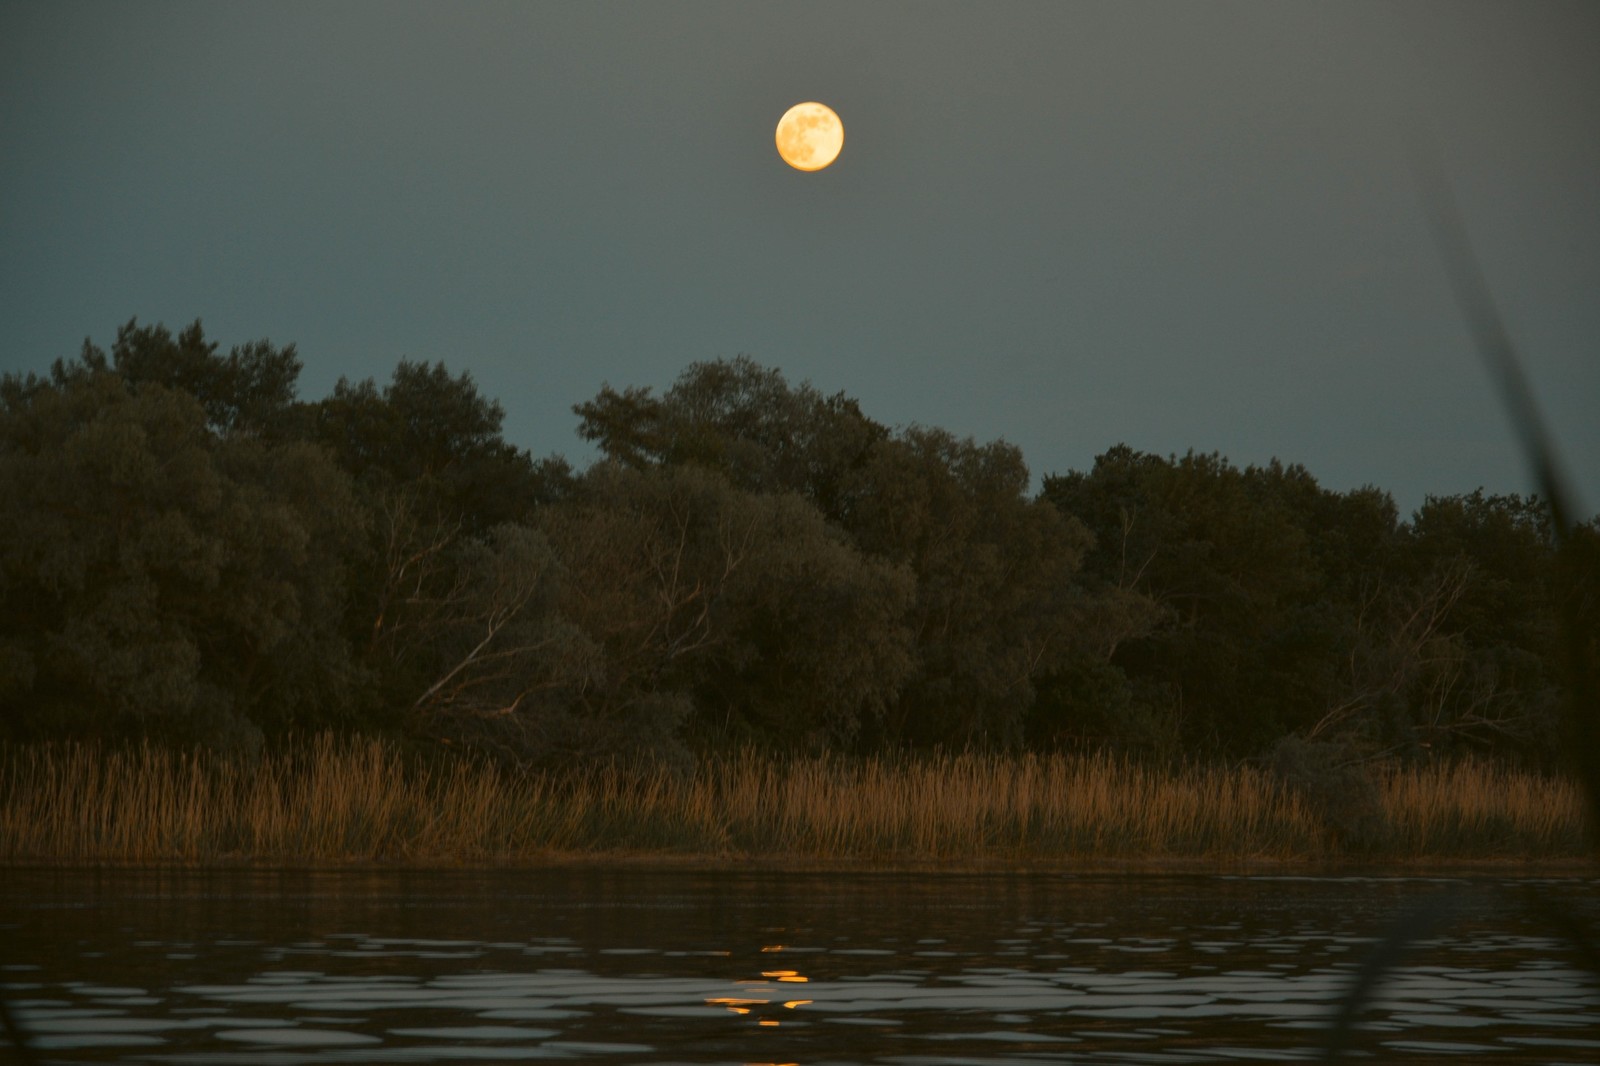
(0, 739, 1587, 864)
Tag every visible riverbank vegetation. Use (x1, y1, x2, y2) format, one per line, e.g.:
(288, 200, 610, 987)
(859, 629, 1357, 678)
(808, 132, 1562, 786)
(0, 740, 1586, 865)
(2, 320, 1596, 857)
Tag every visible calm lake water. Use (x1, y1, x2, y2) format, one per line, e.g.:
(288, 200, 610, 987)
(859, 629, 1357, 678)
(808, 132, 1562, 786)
(2, 867, 1597, 1064)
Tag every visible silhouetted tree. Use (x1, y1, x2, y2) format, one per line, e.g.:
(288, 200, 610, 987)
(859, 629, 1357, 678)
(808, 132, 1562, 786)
(538, 463, 915, 758)
(311, 360, 549, 532)
(841, 428, 1096, 748)
(0, 365, 366, 750)
(55, 318, 303, 437)
(575, 356, 887, 524)
(1046, 449, 1366, 756)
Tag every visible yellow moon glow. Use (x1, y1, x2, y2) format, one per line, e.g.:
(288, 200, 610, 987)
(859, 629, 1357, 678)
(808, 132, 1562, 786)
(775, 102, 844, 172)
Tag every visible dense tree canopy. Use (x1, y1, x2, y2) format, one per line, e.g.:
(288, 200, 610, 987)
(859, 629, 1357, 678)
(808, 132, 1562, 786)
(0, 357, 365, 751)
(2, 321, 1589, 771)
(575, 356, 886, 524)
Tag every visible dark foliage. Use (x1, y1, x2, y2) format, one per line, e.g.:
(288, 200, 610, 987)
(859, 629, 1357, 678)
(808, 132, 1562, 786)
(3, 326, 1590, 771)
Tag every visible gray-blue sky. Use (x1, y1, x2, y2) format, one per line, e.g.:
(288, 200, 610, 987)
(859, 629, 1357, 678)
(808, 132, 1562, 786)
(3, 0, 1596, 516)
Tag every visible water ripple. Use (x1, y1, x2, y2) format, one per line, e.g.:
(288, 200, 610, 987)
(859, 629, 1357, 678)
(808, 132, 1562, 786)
(3, 869, 1596, 1064)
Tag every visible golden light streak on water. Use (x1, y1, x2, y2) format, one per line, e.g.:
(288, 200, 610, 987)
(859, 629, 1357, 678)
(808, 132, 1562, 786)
(705, 995, 766, 1015)
(761, 969, 809, 982)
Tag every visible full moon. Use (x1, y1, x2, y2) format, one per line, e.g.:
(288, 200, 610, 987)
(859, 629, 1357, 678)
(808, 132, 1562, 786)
(775, 102, 844, 172)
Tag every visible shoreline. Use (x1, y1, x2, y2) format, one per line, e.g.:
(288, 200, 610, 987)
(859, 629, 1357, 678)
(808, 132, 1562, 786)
(5, 852, 1595, 877)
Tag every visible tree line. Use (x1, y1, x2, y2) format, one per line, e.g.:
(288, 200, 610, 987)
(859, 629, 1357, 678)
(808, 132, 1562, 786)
(3, 320, 1594, 770)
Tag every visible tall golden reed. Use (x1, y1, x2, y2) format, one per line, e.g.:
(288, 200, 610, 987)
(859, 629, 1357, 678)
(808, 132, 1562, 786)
(0, 739, 1587, 865)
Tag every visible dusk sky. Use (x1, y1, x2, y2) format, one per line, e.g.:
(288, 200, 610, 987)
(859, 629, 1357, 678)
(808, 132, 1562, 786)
(3, 0, 1596, 516)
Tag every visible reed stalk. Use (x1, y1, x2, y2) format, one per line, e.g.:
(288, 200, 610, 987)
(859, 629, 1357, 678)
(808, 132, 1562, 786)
(0, 740, 1586, 865)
